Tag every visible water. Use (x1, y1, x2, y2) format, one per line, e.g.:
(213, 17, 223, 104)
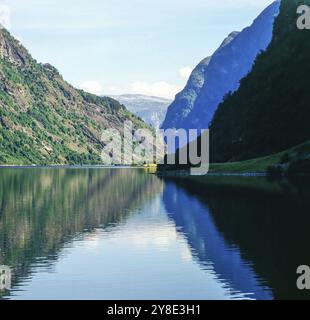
(0, 168, 309, 300)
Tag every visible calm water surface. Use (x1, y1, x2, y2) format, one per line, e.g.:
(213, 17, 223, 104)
(0, 168, 309, 300)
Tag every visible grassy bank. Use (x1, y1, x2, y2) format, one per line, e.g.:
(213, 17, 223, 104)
(208, 153, 283, 174)
(158, 140, 310, 176)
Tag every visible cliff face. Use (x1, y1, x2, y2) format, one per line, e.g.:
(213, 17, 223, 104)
(210, 0, 310, 162)
(0, 28, 148, 165)
(161, 56, 212, 130)
(162, 1, 280, 131)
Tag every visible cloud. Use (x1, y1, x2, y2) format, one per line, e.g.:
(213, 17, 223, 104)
(129, 81, 181, 99)
(0, 4, 11, 30)
(79, 80, 103, 95)
(14, 35, 23, 43)
(179, 66, 193, 79)
(107, 81, 182, 99)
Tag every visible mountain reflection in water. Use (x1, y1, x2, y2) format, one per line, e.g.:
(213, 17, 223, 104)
(0, 169, 309, 300)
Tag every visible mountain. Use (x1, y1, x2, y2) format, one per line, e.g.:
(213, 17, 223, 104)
(162, 1, 280, 130)
(161, 56, 212, 130)
(210, 0, 310, 163)
(0, 28, 148, 165)
(110, 94, 171, 129)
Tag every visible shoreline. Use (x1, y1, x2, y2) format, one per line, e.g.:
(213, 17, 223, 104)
(156, 170, 267, 178)
(0, 165, 144, 169)
(0, 165, 268, 177)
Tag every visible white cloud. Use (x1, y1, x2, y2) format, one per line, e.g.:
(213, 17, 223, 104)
(79, 80, 103, 95)
(179, 66, 193, 79)
(0, 5, 11, 30)
(13, 34, 23, 43)
(129, 81, 181, 99)
(106, 81, 182, 99)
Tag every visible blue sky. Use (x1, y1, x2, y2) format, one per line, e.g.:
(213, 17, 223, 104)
(4, 0, 274, 98)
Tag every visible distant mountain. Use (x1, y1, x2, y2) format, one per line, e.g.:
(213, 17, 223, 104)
(110, 94, 171, 129)
(162, 1, 280, 130)
(0, 28, 148, 165)
(210, 0, 310, 162)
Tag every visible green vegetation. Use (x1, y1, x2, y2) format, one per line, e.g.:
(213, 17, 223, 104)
(210, 0, 310, 163)
(209, 141, 310, 174)
(0, 28, 148, 165)
(159, 1, 310, 176)
(158, 140, 310, 176)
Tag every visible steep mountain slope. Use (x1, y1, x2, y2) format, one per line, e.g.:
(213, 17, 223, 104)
(210, 0, 310, 163)
(0, 28, 147, 165)
(161, 56, 212, 129)
(162, 1, 280, 130)
(110, 94, 171, 129)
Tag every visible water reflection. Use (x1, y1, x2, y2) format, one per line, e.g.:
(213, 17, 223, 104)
(163, 181, 272, 300)
(165, 176, 310, 300)
(0, 168, 163, 299)
(0, 169, 309, 299)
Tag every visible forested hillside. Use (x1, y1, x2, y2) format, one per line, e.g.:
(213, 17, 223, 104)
(0, 27, 147, 165)
(210, 0, 310, 162)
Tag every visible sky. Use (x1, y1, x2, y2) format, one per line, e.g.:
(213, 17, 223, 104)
(1, 0, 274, 99)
